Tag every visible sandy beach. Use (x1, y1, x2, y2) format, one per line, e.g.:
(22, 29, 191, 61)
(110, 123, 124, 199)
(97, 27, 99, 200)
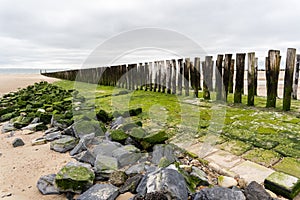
(0, 74, 73, 200)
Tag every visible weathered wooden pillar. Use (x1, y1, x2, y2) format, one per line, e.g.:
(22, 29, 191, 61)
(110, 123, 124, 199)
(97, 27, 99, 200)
(139, 63, 143, 90)
(184, 58, 190, 96)
(234, 53, 246, 103)
(153, 61, 158, 92)
(190, 61, 195, 90)
(194, 57, 200, 98)
(292, 55, 300, 99)
(248, 52, 255, 106)
(223, 54, 232, 101)
(216, 55, 224, 101)
(228, 59, 235, 93)
(144, 62, 149, 91)
(127, 65, 132, 90)
(149, 62, 153, 91)
(266, 50, 281, 108)
(161, 61, 166, 93)
(283, 48, 296, 111)
(203, 56, 213, 100)
(157, 62, 162, 92)
(171, 59, 177, 94)
(254, 58, 258, 96)
(166, 60, 171, 94)
(178, 59, 183, 95)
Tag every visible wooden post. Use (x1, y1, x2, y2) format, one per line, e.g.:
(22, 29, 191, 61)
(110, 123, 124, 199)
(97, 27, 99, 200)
(184, 58, 190, 96)
(292, 55, 300, 99)
(144, 63, 149, 91)
(157, 61, 162, 92)
(248, 52, 255, 106)
(139, 63, 143, 90)
(171, 59, 177, 94)
(216, 55, 224, 101)
(149, 62, 153, 91)
(203, 56, 213, 100)
(266, 50, 281, 108)
(224, 54, 232, 101)
(166, 60, 171, 94)
(153, 61, 158, 92)
(194, 57, 200, 98)
(254, 58, 258, 96)
(190, 61, 195, 91)
(234, 53, 246, 103)
(161, 61, 166, 93)
(178, 59, 183, 95)
(228, 59, 235, 93)
(283, 48, 296, 111)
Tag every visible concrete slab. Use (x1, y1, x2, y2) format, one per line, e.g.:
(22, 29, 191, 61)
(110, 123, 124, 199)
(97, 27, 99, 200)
(204, 150, 244, 169)
(230, 160, 275, 184)
(173, 141, 218, 158)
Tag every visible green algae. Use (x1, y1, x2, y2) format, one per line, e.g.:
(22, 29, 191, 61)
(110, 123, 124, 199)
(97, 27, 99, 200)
(274, 157, 300, 178)
(242, 148, 282, 167)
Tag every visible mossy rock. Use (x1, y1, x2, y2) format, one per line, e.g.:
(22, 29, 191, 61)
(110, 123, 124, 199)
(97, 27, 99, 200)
(144, 130, 168, 144)
(120, 122, 142, 132)
(0, 107, 14, 116)
(96, 109, 113, 123)
(110, 130, 128, 142)
(35, 123, 48, 131)
(74, 120, 106, 137)
(158, 157, 173, 168)
(39, 113, 52, 124)
(0, 112, 17, 122)
(129, 127, 146, 140)
(55, 165, 95, 193)
(129, 108, 142, 116)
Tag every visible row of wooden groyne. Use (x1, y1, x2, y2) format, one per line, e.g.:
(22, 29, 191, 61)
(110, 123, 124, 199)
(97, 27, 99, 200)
(42, 48, 300, 111)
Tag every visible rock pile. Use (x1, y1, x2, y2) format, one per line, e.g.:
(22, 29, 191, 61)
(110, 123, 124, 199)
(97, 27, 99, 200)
(0, 82, 282, 199)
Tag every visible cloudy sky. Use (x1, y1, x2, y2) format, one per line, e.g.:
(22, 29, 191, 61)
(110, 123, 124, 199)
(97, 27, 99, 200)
(0, 0, 299, 69)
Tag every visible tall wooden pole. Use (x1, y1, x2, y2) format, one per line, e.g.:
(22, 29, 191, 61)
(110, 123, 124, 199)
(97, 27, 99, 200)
(224, 54, 232, 101)
(203, 56, 213, 100)
(234, 53, 246, 103)
(161, 61, 166, 93)
(178, 59, 183, 95)
(266, 50, 281, 108)
(228, 59, 235, 93)
(184, 58, 190, 96)
(171, 59, 177, 94)
(248, 52, 255, 106)
(194, 57, 200, 98)
(254, 58, 258, 96)
(166, 60, 171, 94)
(292, 55, 300, 100)
(216, 55, 224, 101)
(283, 48, 296, 111)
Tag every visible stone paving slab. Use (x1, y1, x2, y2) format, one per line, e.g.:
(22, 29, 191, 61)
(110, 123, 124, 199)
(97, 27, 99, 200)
(230, 160, 275, 184)
(174, 141, 218, 158)
(204, 150, 244, 169)
(273, 157, 300, 179)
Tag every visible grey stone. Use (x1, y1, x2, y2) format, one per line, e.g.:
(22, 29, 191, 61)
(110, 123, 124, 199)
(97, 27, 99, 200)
(119, 174, 143, 194)
(144, 192, 168, 200)
(44, 131, 62, 141)
(72, 150, 96, 166)
(55, 162, 95, 193)
(109, 171, 128, 186)
(1, 122, 16, 133)
(44, 127, 60, 135)
(151, 144, 176, 165)
(70, 132, 95, 156)
(36, 174, 60, 195)
(264, 171, 300, 199)
(32, 137, 47, 146)
(193, 187, 246, 200)
(190, 166, 209, 186)
(111, 116, 125, 130)
(94, 154, 118, 174)
(12, 138, 25, 147)
(31, 117, 40, 124)
(244, 181, 273, 200)
(50, 136, 77, 153)
(218, 176, 238, 188)
(77, 184, 119, 200)
(92, 140, 122, 157)
(112, 145, 142, 168)
(136, 168, 188, 200)
(125, 163, 145, 175)
(21, 122, 43, 131)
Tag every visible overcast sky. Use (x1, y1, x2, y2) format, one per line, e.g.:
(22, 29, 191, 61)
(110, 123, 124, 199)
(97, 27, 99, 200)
(0, 0, 300, 69)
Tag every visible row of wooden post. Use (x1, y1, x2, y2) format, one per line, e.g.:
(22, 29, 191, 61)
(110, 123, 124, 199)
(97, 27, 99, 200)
(41, 48, 300, 111)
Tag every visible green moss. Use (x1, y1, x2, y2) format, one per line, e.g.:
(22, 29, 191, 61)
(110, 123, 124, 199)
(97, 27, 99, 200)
(219, 140, 252, 156)
(144, 130, 168, 144)
(55, 166, 95, 193)
(129, 127, 146, 139)
(243, 148, 282, 167)
(274, 157, 300, 178)
(158, 157, 173, 168)
(110, 129, 128, 142)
